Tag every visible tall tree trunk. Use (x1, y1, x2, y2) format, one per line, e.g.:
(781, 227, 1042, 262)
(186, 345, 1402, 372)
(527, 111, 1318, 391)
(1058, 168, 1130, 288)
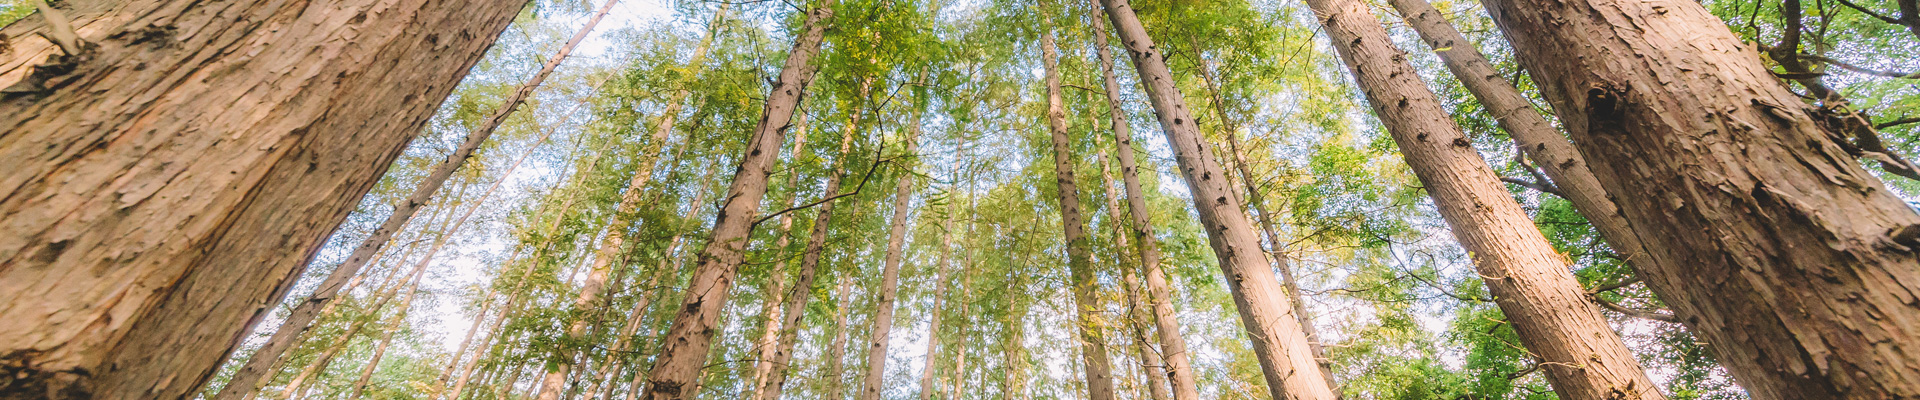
(1178, 39, 1341, 391)
(1096, 1, 1335, 398)
(1383, 0, 1649, 292)
(617, 182, 716, 400)
(824, 273, 858, 400)
(583, 161, 722, 400)
(1097, 153, 1172, 400)
(638, 0, 834, 398)
(0, 0, 527, 396)
(347, 273, 427, 400)
(751, 114, 813, 398)
(1304, 0, 1667, 397)
(918, 161, 961, 400)
(1084, 6, 1202, 400)
(1038, 21, 1118, 400)
(756, 86, 867, 400)
(1478, 0, 1920, 395)
(860, 99, 925, 400)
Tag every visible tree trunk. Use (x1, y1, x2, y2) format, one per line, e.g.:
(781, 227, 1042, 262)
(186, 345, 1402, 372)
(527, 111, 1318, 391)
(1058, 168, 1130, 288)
(1383, 0, 1649, 294)
(1477, 0, 1920, 395)
(860, 117, 920, 400)
(617, 179, 716, 400)
(1305, 0, 1668, 398)
(583, 161, 722, 400)
(1097, 154, 1172, 400)
(0, 0, 527, 396)
(751, 114, 813, 398)
(1039, 22, 1118, 400)
(637, 0, 834, 398)
(1083, 6, 1202, 400)
(824, 273, 858, 400)
(347, 272, 427, 400)
(756, 87, 866, 400)
(918, 161, 960, 400)
(1096, 1, 1336, 398)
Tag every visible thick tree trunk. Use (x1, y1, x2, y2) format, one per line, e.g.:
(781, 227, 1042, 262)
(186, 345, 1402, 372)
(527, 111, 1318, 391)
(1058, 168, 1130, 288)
(1383, 0, 1649, 289)
(1097, 154, 1172, 400)
(1096, 1, 1336, 398)
(1304, 0, 1668, 398)
(1039, 23, 1118, 400)
(1084, 6, 1202, 400)
(824, 274, 858, 400)
(0, 0, 527, 397)
(637, 1, 834, 398)
(1478, 0, 1920, 395)
(861, 115, 922, 400)
(755, 89, 865, 400)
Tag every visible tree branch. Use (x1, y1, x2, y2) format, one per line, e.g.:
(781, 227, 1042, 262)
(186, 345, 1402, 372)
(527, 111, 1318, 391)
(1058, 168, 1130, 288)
(1800, 54, 1920, 79)
(1878, 117, 1920, 130)
(1501, 177, 1564, 198)
(1834, 0, 1904, 23)
(751, 152, 896, 230)
(1589, 295, 1679, 323)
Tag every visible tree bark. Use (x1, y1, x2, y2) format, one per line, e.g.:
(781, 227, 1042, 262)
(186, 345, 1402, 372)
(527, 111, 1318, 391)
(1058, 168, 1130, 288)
(1083, 6, 1202, 400)
(346, 273, 427, 400)
(1478, 0, 1920, 395)
(1039, 21, 1118, 400)
(0, 0, 527, 397)
(755, 86, 865, 400)
(918, 158, 961, 400)
(1097, 153, 1171, 400)
(1383, 0, 1651, 296)
(861, 110, 922, 400)
(637, 0, 834, 398)
(1305, 0, 1668, 398)
(1096, 1, 1337, 398)
(750, 114, 812, 399)
(582, 161, 722, 400)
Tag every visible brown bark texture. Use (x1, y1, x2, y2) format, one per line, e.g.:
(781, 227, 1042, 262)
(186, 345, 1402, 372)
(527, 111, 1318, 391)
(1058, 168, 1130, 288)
(1383, 0, 1651, 287)
(1305, 0, 1668, 398)
(750, 115, 810, 397)
(1097, 0, 1338, 398)
(1478, 0, 1920, 396)
(1040, 22, 1118, 400)
(637, 0, 833, 398)
(0, 0, 527, 397)
(1084, 5, 1203, 399)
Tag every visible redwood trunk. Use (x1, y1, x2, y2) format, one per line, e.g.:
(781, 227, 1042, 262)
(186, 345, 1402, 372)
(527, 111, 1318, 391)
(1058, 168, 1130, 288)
(0, 0, 526, 397)
(637, 0, 833, 398)
(1096, 1, 1336, 398)
(1305, 0, 1666, 397)
(1478, 0, 1920, 395)
(1039, 23, 1118, 400)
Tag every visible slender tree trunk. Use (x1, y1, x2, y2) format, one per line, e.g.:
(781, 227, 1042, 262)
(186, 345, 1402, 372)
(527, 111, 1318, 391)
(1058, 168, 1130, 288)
(1305, 0, 1668, 398)
(1097, 154, 1171, 400)
(1383, 0, 1648, 291)
(860, 104, 924, 400)
(618, 183, 715, 400)
(1476, 0, 1920, 395)
(638, 1, 834, 398)
(751, 114, 813, 397)
(583, 161, 723, 400)
(0, 0, 527, 396)
(1098, 1, 1326, 398)
(347, 274, 427, 400)
(918, 164, 960, 400)
(1038, 22, 1118, 400)
(824, 274, 858, 400)
(756, 88, 867, 400)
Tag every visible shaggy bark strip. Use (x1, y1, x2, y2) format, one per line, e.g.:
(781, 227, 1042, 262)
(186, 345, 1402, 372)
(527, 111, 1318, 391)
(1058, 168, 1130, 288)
(1478, 0, 1920, 395)
(1305, 0, 1667, 397)
(0, 0, 528, 397)
(637, 0, 833, 398)
(1097, 0, 1337, 398)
